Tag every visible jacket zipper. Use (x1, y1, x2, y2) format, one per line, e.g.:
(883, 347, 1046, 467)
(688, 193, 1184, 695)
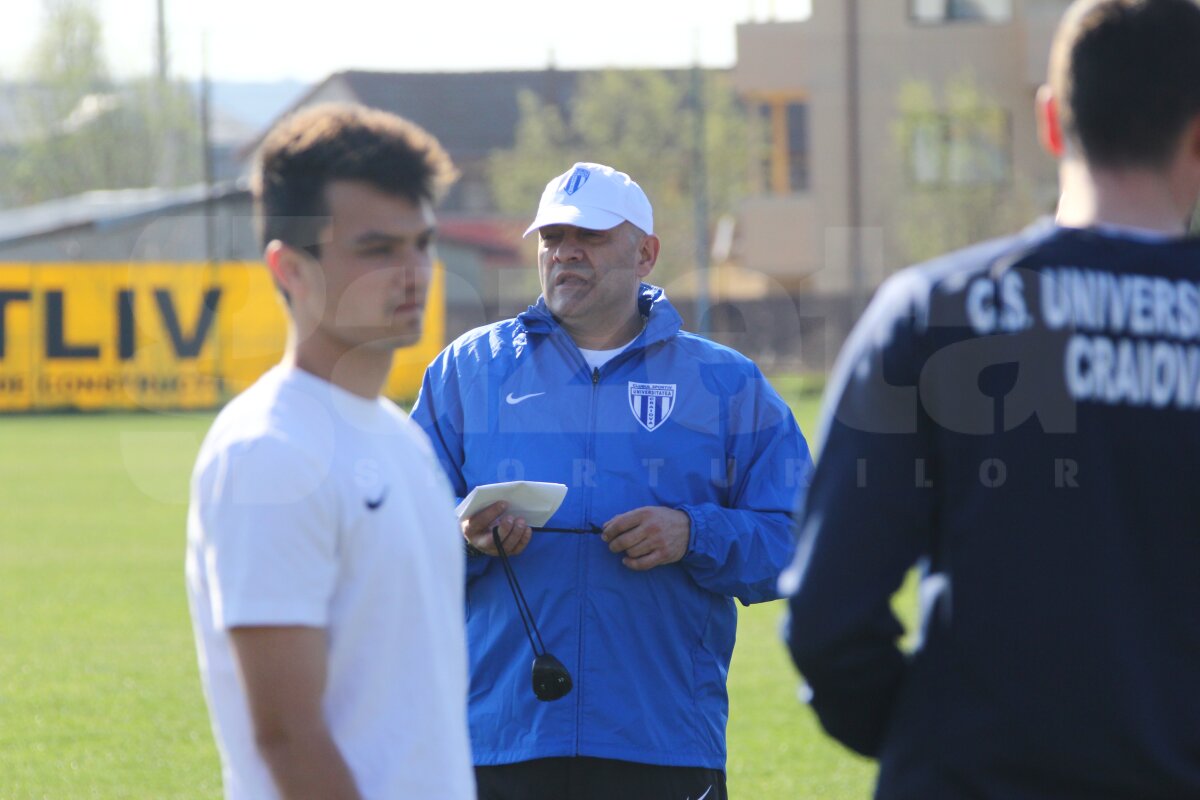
(575, 364, 601, 755)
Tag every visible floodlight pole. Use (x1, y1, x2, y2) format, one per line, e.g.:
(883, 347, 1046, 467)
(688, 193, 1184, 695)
(153, 0, 178, 188)
(156, 0, 169, 83)
(691, 60, 711, 338)
(846, 0, 865, 315)
(200, 34, 215, 265)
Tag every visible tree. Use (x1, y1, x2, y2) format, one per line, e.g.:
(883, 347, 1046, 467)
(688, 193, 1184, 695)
(488, 69, 756, 286)
(26, 0, 110, 98)
(0, 0, 201, 208)
(891, 71, 1042, 264)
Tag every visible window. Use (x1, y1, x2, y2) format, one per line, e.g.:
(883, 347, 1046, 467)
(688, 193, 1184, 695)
(905, 110, 1010, 186)
(754, 103, 773, 195)
(786, 103, 809, 192)
(750, 96, 809, 195)
(910, 0, 1013, 24)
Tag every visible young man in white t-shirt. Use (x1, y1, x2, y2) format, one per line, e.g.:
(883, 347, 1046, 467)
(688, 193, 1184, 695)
(185, 103, 474, 800)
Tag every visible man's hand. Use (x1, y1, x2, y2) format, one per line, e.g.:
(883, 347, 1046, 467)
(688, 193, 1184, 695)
(462, 500, 532, 556)
(601, 507, 690, 571)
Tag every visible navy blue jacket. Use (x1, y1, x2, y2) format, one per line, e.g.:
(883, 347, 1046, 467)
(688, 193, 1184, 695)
(412, 285, 812, 768)
(784, 221, 1200, 799)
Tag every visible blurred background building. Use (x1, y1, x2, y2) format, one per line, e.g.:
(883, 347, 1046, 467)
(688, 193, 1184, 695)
(733, 0, 1070, 354)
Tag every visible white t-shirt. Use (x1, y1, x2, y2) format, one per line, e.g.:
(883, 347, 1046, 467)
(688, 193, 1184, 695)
(185, 365, 474, 800)
(579, 339, 636, 371)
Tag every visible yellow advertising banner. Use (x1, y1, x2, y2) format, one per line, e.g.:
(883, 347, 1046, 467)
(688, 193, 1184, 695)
(0, 261, 445, 412)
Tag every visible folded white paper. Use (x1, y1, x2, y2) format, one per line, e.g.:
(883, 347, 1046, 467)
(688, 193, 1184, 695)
(454, 481, 568, 527)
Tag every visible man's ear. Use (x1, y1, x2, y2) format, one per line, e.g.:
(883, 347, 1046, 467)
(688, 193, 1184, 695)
(1036, 85, 1064, 158)
(636, 234, 661, 280)
(1179, 114, 1200, 234)
(1183, 112, 1200, 162)
(265, 240, 306, 298)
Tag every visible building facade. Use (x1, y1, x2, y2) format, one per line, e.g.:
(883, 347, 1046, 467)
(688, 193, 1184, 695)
(734, 0, 1070, 304)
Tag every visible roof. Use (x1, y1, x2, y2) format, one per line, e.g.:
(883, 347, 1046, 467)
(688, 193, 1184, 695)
(246, 69, 581, 161)
(338, 70, 579, 159)
(0, 181, 523, 259)
(0, 181, 249, 244)
(437, 217, 524, 259)
(245, 67, 724, 162)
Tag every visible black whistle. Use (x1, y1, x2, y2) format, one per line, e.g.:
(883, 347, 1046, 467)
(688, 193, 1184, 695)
(532, 653, 573, 701)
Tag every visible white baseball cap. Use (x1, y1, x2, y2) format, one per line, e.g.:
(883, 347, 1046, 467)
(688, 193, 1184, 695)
(523, 162, 654, 237)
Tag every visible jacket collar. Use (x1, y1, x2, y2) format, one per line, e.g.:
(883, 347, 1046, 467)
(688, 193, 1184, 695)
(517, 283, 682, 348)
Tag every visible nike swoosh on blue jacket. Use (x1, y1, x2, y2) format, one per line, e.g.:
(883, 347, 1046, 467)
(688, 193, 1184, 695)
(410, 284, 813, 769)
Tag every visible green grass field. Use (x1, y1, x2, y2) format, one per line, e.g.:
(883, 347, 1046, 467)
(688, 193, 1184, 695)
(0, 378, 911, 799)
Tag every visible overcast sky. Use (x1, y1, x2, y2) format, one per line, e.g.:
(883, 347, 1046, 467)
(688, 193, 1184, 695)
(2, 0, 813, 83)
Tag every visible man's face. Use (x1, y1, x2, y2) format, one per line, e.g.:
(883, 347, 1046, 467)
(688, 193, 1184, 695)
(294, 180, 436, 351)
(536, 222, 653, 335)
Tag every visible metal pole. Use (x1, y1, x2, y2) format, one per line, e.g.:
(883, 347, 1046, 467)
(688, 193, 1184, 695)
(200, 34, 215, 265)
(156, 0, 168, 83)
(153, 0, 177, 187)
(846, 0, 865, 315)
(691, 61, 711, 337)
(199, 32, 225, 401)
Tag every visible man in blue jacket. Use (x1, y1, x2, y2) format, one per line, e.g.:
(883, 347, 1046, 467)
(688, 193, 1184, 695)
(411, 161, 812, 799)
(783, 1, 1200, 798)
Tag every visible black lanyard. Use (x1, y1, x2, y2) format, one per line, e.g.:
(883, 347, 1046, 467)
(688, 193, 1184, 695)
(491, 526, 573, 701)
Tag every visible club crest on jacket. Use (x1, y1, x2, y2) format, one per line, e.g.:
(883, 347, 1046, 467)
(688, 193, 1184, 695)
(628, 382, 676, 432)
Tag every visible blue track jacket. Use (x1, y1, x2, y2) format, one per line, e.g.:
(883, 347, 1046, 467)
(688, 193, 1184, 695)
(411, 285, 812, 769)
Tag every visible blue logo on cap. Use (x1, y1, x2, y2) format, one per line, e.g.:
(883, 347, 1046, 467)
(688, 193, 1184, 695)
(559, 167, 591, 196)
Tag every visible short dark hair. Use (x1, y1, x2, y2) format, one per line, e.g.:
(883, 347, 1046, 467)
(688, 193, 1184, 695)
(1050, 0, 1200, 169)
(252, 103, 458, 252)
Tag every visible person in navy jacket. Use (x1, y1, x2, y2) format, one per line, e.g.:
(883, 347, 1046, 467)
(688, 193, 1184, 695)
(411, 162, 812, 799)
(783, 1, 1200, 798)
